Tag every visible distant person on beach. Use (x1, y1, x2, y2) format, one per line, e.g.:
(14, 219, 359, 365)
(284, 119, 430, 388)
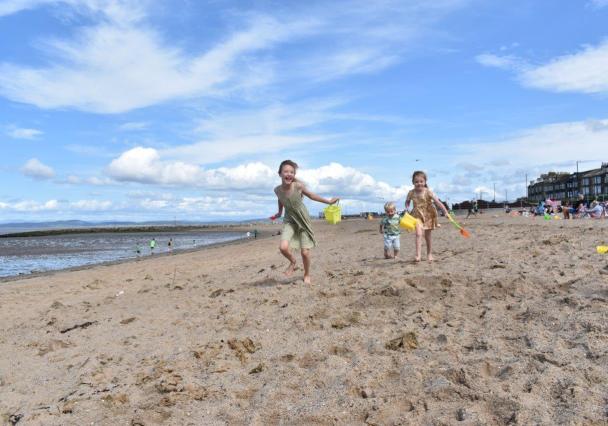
(149, 238, 156, 254)
(270, 159, 339, 284)
(168, 238, 173, 253)
(379, 201, 400, 259)
(466, 200, 478, 219)
(405, 171, 450, 262)
(135, 244, 142, 256)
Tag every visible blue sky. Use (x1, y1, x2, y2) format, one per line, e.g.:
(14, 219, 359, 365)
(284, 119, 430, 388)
(1, 0, 607, 222)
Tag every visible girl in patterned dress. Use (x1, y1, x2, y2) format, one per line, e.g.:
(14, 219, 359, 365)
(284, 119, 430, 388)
(405, 171, 450, 262)
(270, 160, 339, 284)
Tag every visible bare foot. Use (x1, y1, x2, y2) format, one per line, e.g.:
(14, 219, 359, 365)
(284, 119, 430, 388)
(303, 275, 312, 284)
(427, 255, 434, 262)
(284, 261, 297, 277)
(414, 257, 421, 263)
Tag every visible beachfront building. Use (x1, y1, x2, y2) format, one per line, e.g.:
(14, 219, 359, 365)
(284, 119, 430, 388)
(528, 163, 608, 203)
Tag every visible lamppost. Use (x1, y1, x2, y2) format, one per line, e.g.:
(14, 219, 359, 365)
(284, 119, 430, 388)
(576, 160, 580, 196)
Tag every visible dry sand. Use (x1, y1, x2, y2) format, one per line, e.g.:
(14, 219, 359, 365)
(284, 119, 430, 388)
(1, 216, 607, 425)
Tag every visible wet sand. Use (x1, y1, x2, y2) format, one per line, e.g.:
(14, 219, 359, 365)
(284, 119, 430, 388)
(0, 216, 607, 425)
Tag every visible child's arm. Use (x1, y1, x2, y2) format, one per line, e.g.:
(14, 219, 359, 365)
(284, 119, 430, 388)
(430, 191, 450, 216)
(404, 194, 412, 212)
(300, 183, 338, 204)
(270, 190, 284, 220)
(379, 221, 384, 234)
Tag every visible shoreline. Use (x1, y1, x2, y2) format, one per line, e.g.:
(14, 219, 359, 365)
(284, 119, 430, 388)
(0, 225, 279, 283)
(0, 223, 270, 238)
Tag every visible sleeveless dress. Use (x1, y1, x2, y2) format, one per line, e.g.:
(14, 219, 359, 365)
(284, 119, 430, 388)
(276, 183, 316, 249)
(407, 188, 438, 230)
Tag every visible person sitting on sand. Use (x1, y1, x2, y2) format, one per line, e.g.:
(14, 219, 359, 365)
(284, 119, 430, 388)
(586, 200, 605, 219)
(572, 194, 586, 218)
(405, 171, 450, 262)
(270, 160, 339, 284)
(379, 201, 401, 259)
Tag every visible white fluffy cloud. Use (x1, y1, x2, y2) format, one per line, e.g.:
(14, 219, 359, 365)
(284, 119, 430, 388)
(118, 121, 149, 131)
(0, 198, 113, 212)
(6, 126, 43, 139)
(458, 119, 608, 168)
(164, 99, 344, 164)
(107, 147, 277, 188)
(0, 0, 55, 16)
(588, 0, 608, 8)
(299, 163, 410, 201)
(6, 199, 59, 211)
(0, 4, 310, 113)
(477, 40, 608, 94)
(21, 158, 55, 179)
(0, 0, 145, 21)
(437, 118, 608, 201)
(106, 147, 409, 203)
(0, 1, 469, 113)
(475, 53, 522, 70)
(70, 199, 113, 210)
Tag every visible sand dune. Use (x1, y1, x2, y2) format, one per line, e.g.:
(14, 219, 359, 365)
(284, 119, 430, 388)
(1, 216, 607, 425)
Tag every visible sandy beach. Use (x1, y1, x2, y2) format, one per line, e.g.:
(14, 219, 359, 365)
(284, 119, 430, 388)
(1, 216, 607, 425)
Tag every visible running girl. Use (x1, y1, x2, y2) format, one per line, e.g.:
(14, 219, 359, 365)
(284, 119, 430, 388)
(270, 160, 339, 284)
(405, 171, 450, 262)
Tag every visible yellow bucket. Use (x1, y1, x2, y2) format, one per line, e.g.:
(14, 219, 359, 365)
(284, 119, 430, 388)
(324, 203, 341, 224)
(597, 246, 608, 254)
(399, 213, 419, 232)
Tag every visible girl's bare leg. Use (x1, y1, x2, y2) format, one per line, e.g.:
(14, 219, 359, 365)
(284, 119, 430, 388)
(279, 241, 297, 276)
(301, 249, 311, 284)
(415, 224, 423, 262)
(425, 229, 433, 261)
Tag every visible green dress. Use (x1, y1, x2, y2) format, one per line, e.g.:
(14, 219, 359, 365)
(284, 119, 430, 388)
(276, 183, 316, 249)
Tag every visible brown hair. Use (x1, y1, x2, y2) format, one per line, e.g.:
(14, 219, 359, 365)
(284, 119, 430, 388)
(278, 160, 298, 175)
(412, 170, 428, 187)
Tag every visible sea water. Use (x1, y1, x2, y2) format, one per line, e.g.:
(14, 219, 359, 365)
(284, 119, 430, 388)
(0, 231, 246, 278)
